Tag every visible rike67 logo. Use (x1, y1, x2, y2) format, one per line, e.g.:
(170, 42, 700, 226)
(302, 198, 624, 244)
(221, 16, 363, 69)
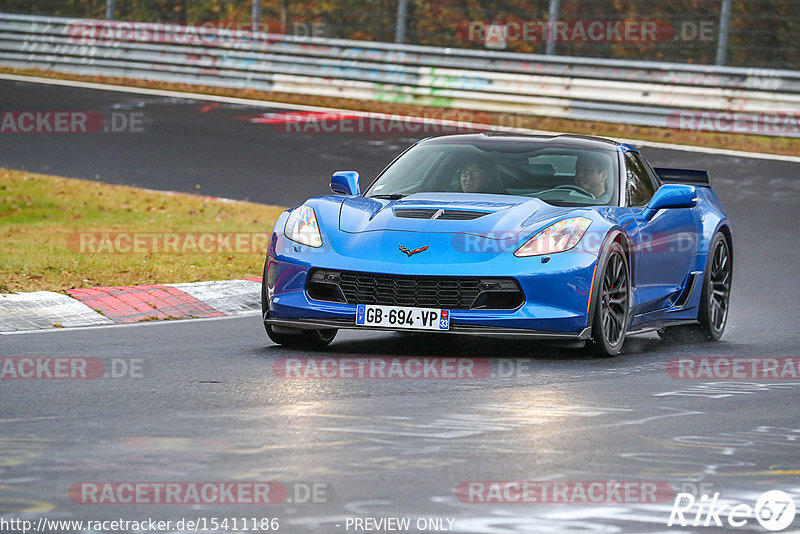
(668, 490, 796, 531)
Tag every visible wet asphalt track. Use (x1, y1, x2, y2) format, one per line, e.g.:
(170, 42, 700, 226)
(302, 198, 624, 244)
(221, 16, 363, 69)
(2, 78, 800, 533)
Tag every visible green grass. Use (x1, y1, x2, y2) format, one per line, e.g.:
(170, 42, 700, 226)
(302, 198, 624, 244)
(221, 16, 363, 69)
(0, 169, 287, 293)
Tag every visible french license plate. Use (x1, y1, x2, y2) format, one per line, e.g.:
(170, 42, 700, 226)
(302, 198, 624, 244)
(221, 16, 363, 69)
(355, 304, 450, 331)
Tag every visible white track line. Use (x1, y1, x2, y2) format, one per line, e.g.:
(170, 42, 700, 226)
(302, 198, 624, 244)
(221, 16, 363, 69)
(0, 310, 261, 336)
(3, 73, 800, 163)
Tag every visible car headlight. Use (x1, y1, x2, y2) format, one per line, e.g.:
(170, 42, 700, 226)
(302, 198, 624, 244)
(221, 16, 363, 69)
(514, 217, 592, 257)
(284, 205, 323, 248)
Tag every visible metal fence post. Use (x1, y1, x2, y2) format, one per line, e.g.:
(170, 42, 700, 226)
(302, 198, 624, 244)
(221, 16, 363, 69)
(252, 0, 261, 33)
(546, 0, 560, 55)
(105, 0, 115, 20)
(716, 0, 732, 66)
(395, 0, 408, 43)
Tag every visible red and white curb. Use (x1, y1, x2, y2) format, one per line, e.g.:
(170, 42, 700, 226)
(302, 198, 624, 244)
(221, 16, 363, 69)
(0, 278, 261, 332)
(0, 291, 114, 331)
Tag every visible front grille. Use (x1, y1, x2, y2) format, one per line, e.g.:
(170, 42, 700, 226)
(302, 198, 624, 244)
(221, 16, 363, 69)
(306, 269, 524, 310)
(393, 208, 490, 220)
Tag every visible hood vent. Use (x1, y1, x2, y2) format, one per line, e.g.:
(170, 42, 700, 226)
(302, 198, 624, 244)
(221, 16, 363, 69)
(393, 208, 490, 220)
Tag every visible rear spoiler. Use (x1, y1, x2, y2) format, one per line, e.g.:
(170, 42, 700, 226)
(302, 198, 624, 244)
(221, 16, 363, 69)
(653, 167, 712, 187)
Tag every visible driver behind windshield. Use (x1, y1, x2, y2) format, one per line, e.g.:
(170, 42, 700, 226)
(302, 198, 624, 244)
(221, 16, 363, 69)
(458, 157, 506, 194)
(574, 152, 611, 198)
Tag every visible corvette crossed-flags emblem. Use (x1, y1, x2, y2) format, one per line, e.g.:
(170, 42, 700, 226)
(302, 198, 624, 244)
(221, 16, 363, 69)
(398, 245, 429, 257)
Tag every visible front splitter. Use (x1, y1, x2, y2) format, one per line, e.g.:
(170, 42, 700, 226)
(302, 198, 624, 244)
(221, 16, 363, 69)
(264, 316, 592, 340)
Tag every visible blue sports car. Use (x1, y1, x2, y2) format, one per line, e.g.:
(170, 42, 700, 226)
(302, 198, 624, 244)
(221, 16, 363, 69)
(262, 133, 732, 356)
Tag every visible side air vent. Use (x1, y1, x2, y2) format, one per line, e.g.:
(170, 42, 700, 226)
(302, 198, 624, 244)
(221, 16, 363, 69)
(393, 208, 438, 219)
(394, 208, 490, 220)
(436, 210, 491, 220)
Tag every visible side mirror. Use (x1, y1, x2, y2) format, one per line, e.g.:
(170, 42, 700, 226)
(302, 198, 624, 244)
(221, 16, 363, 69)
(330, 171, 361, 196)
(642, 184, 697, 221)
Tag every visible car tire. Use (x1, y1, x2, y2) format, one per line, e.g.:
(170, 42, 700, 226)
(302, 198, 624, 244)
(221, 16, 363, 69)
(260, 265, 269, 318)
(587, 241, 630, 357)
(261, 267, 337, 349)
(265, 324, 337, 349)
(659, 231, 731, 343)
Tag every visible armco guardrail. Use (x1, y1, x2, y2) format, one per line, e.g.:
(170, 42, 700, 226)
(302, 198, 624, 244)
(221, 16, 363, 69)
(1, 13, 799, 136)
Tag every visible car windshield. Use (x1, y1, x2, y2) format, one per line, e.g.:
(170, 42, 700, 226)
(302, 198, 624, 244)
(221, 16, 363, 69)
(366, 141, 619, 206)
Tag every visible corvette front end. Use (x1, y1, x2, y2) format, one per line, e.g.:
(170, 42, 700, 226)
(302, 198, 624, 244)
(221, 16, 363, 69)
(262, 133, 732, 356)
(264, 201, 605, 338)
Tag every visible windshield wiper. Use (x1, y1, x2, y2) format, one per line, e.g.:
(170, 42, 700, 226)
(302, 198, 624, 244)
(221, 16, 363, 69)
(372, 194, 407, 200)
